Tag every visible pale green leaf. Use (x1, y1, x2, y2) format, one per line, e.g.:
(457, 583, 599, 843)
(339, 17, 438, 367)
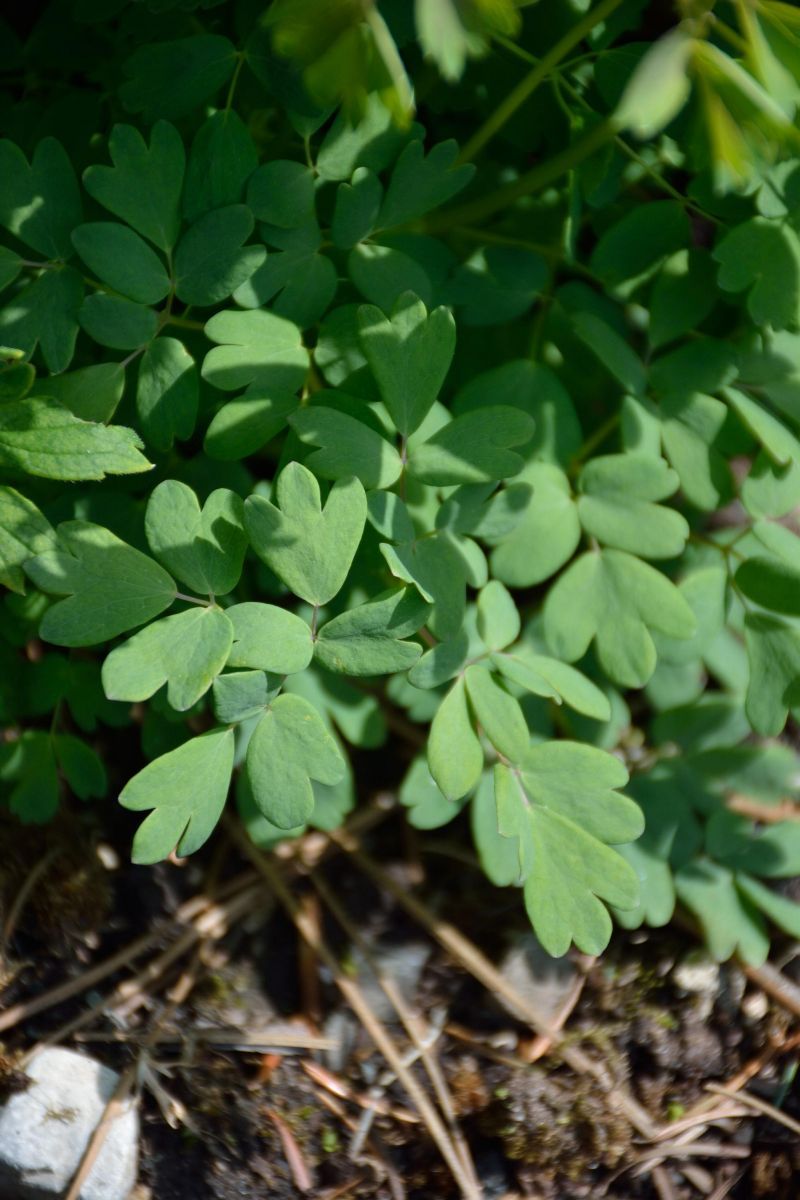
(315, 587, 428, 675)
(83, 121, 184, 251)
(0, 398, 151, 481)
(202, 309, 308, 392)
(102, 606, 233, 711)
(225, 601, 314, 675)
(120, 727, 234, 863)
(428, 676, 483, 802)
(246, 693, 345, 828)
(245, 462, 366, 606)
(145, 480, 247, 596)
(290, 404, 402, 489)
(26, 521, 175, 647)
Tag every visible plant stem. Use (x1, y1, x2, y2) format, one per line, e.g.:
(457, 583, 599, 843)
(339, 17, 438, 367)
(165, 315, 205, 331)
(174, 591, 210, 607)
(570, 409, 621, 469)
(426, 119, 614, 233)
(459, 0, 624, 163)
(223, 52, 245, 116)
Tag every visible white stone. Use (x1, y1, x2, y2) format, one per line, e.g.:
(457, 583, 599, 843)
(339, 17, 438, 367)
(497, 932, 578, 1024)
(0, 1047, 138, 1200)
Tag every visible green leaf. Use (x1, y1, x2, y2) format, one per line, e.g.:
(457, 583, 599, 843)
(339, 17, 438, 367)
(380, 531, 473, 640)
(174, 205, 265, 306)
(650, 249, 717, 348)
(490, 463, 580, 587)
(290, 403, 402, 489)
(120, 35, 238, 121)
(736, 556, 800, 615)
(590, 201, 690, 290)
(0, 398, 151, 481)
(448, 246, 547, 326)
(0, 268, 83, 374)
(0, 486, 57, 593)
(714, 218, 800, 329)
(332, 167, 382, 247)
(212, 670, 280, 725)
(614, 29, 693, 138)
(316, 92, 410, 182)
(30, 362, 125, 424)
(464, 664, 529, 762)
(570, 311, 647, 396)
(102, 606, 233, 711)
(0, 347, 33, 401)
(348, 241, 434, 311)
(26, 521, 175, 647)
(723, 385, 800, 466)
(315, 587, 428, 675)
(358, 293, 455, 436)
(246, 693, 345, 828)
(0, 247, 22, 294)
(236, 235, 337, 331)
(675, 859, 769, 964)
(408, 406, 535, 486)
(0, 137, 81, 258)
(376, 139, 474, 229)
(183, 111, 258, 224)
(79, 293, 158, 351)
(245, 462, 366, 606)
(204, 390, 299, 461)
(400, 755, 463, 829)
(544, 549, 696, 688)
(577, 453, 689, 559)
(743, 612, 800, 735)
(428, 676, 483, 802)
(71, 222, 171, 305)
(120, 727, 235, 863)
(492, 651, 611, 721)
(55, 734, 106, 801)
(83, 121, 185, 251)
(137, 337, 198, 452)
(736, 873, 800, 940)
(202, 309, 308, 392)
(246, 160, 315, 227)
(476, 580, 520, 651)
(494, 744, 641, 956)
(471, 772, 521, 886)
(0, 732, 60, 823)
(225, 601, 314, 675)
(415, 0, 519, 81)
(145, 480, 247, 596)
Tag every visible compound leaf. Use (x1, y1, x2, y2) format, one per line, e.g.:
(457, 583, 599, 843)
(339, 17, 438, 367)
(544, 549, 696, 688)
(495, 744, 641, 955)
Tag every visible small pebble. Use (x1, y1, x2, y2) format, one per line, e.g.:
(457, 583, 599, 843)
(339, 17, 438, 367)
(0, 1046, 138, 1200)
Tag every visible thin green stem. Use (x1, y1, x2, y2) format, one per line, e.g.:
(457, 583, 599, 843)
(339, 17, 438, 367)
(165, 315, 205, 331)
(175, 591, 211, 607)
(224, 52, 245, 116)
(459, 0, 624, 162)
(426, 119, 615, 233)
(570, 410, 621, 470)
